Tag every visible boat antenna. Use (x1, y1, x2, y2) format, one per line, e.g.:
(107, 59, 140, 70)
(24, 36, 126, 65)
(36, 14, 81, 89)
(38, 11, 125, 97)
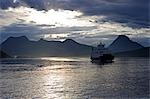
(99, 40, 102, 44)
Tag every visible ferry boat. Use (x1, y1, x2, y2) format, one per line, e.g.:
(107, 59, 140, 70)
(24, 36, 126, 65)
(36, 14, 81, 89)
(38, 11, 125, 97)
(91, 43, 114, 63)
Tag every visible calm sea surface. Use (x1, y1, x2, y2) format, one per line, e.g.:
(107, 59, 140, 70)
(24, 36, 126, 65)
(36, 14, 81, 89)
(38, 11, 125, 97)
(0, 57, 149, 99)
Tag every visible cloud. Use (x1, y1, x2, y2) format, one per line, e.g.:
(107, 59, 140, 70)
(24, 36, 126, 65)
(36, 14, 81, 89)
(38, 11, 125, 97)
(1, 20, 149, 46)
(0, 23, 42, 42)
(0, 7, 94, 28)
(67, 0, 149, 28)
(0, 22, 97, 43)
(0, 1, 149, 46)
(0, 0, 148, 28)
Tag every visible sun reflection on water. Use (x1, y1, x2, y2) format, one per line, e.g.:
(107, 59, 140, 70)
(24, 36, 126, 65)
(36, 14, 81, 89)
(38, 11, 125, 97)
(0, 58, 149, 98)
(41, 57, 75, 61)
(40, 57, 88, 62)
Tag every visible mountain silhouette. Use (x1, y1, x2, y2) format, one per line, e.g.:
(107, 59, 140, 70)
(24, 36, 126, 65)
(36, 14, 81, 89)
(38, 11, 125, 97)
(0, 35, 149, 58)
(1, 36, 92, 57)
(0, 50, 11, 58)
(114, 47, 150, 57)
(108, 35, 144, 53)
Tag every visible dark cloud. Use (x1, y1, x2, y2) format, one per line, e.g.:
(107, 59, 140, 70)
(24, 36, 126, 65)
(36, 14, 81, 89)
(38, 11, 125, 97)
(0, 0, 15, 9)
(66, 0, 149, 28)
(22, 0, 46, 10)
(0, 0, 149, 28)
(0, 0, 45, 10)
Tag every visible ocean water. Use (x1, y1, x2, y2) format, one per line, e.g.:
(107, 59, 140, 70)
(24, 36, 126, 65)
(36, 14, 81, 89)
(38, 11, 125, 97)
(0, 57, 149, 99)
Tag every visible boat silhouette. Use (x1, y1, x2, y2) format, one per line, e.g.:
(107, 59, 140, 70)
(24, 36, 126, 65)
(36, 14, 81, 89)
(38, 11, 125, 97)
(91, 43, 114, 63)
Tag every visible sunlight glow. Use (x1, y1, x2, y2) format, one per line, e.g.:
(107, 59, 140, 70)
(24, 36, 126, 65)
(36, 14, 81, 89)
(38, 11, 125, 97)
(27, 9, 94, 27)
(6, 7, 94, 27)
(2, 7, 149, 45)
(44, 34, 68, 39)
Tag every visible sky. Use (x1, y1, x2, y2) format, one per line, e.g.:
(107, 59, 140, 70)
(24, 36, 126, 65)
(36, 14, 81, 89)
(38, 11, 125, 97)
(0, 0, 149, 46)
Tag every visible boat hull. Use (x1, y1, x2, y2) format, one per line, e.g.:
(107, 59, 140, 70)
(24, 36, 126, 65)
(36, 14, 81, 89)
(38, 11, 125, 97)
(91, 54, 114, 63)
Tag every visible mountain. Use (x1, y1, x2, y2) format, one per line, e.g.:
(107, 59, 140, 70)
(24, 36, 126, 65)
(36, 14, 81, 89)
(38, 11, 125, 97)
(1, 35, 148, 58)
(108, 35, 144, 53)
(0, 36, 92, 57)
(0, 50, 11, 58)
(114, 47, 150, 57)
